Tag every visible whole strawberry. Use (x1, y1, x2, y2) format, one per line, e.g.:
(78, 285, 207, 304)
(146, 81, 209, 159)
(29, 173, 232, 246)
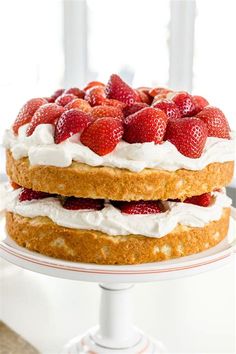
(63, 197, 104, 210)
(196, 106, 230, 139)
(19, 188, 51, 202)
(84, 86, 106, 106)
(26, 103, 65, 136)
(172, 92, 196, 117)
(184, 193, 212, 207)
(91, 105, 124, 121)
(119, 200, 162, 214)
(83, 81, 105, 92)
(55, 93, 77, 106)
(123, 102, 148, 117)
(65, 98, 92, 113)
(64, 87, 85, 99)
(166, 117, 208, 158)
(13, 97, 48, 134)
(47, 89, 65, 103)
(149, 87, 172, 98)
(54, 109, 92, 144)
(105, 74, 140, 106)
(123, 107, 168, 144)
(192, 95, 209, 115)
(80, 117, 124, 156)
(152, 99, 181, 120)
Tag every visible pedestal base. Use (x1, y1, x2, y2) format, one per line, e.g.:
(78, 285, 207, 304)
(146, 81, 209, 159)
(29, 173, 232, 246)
(63, 327, 166, 354)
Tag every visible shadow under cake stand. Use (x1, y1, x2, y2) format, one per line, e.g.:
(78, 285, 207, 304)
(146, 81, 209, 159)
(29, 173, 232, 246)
(0, 215, 235, 354)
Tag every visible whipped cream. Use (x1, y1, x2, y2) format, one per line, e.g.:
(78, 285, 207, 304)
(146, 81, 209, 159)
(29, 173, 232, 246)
(3, 124, 235, 172)
(3, 189, 232, 238)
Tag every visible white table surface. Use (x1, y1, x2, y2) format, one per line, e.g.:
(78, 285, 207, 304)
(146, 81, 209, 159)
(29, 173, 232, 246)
(0, 257, 235, 354)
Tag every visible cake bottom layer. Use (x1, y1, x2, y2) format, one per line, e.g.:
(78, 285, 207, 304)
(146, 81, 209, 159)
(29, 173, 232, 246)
(6, 209, 230, 265)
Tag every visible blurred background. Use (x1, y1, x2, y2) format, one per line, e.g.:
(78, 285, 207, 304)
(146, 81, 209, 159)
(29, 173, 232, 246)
(0, 0, 235, 353)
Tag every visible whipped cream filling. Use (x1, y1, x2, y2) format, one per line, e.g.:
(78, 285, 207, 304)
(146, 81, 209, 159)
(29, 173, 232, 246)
(2, 188, 232, 238)
(3, 124, 235, 172)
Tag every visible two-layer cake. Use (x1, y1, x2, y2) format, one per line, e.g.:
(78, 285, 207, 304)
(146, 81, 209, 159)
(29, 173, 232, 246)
(3, 74, 235, 264)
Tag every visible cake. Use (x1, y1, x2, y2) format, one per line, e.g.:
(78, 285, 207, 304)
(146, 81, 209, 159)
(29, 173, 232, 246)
(2, 74, 235, 264)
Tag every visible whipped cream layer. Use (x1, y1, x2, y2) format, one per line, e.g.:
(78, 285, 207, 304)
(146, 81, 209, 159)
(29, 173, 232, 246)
(3, 124, 235, 172)
(3, 189, 231, 238)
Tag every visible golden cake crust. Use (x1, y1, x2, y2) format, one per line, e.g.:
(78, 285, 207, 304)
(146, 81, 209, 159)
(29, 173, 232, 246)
(6, 150, 234, 201)
(6, 208, 230, 265)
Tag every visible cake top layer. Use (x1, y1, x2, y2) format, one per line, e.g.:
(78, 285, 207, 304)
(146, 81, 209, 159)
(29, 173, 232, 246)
(8, 74, 232, 165)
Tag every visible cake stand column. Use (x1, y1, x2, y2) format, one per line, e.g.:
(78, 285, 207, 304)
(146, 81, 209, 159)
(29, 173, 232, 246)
(63, 283, 167, 354)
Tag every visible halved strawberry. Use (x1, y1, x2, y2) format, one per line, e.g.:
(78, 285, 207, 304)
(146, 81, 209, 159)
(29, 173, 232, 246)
(152, 99, 181, 120)
(64, 87, 85, 99)
(80, 117, 124, 156)
(119, 200, 162, 214)
(65, 98, 92, 113)
(149, 87, 172, 98)
(123, 107, 168, 144)
(105, 74, 140, 106)
(123, 102, 148, 117)
(91, 106, 124, 121)
(165, 117, 208, 158)
(184, 193, 212, 207)
(63, 197, 104, 210)
(172, 92, 196, 117)
(12, 98, 48, 134)
(55, 93, 77, 106)
(19, 188, 51, 202)
(84, 86, 106, 106)
(192, 95, 209, 115)
(26, 103, 65, 136)
(196, 106, 230, 139)
(54, 109, 92, 144)
(83, 81, 105, 92)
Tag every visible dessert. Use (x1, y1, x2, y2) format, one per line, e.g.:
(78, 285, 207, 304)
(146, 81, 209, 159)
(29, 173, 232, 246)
(2, 74, 235, 264)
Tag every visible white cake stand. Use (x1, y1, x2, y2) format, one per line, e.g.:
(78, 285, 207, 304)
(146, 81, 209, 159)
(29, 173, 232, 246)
(0, 215, 235, 354)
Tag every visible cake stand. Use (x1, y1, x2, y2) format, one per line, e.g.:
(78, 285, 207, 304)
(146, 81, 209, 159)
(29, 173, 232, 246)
(0, 214, 235, 354)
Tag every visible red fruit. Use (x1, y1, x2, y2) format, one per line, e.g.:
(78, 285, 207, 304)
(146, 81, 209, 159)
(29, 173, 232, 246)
(149, 87, 172, 98)
(165, 117, 208, 158)
(123, 107, 168, 144)
(19, 188, 50, 202)
(12, 98, 48, 134)
(152, 99, 181, 120)
(137, 90, 152, 105)
(26, 103, 65, 136)
(80, 117, 124, 156)
(192, 95, 209, 115)
(123, 102, 148, 117)
(55, 93, 77, 106)
(119, 200, 161, 214)
(65, 98, 92, 113)
(83, 81, 105, 92)
(64, 87, 85, 99)
(184, 193, 212, 207)
(48, 89, 65, 103)
(91, 106, 124, 121)
(84, 86, 106, 106)
(196, 106, 230, 139)
(11, 182, 21, 190)
(54, 109, 92, 144)
(105, 74, 140, 106)
(63, 197, 104, 210)
(102, 98, 127, 110)
(172, 92, 196, 117)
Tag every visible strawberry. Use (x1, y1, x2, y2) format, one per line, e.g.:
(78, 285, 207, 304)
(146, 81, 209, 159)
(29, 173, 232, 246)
(119, 200, 162, 214)
(55, 93, 77, 106)
(63, 197, 104, 210)
(123, 107, 168, 144)
(105, 74, 140, 106)
(137, 90, 153, 105)
(47, 89, 65, 103)
(12, 98, 48, 134)
(102, 98, 127, 110)
(192, 95, 209, 115)
(184, 193, 212, 207)
(54, 109, 92, 144)
(152, 99, 181, 120)
(19, 188, 51, 202)
(84, 86, 106, 106)
(165, 117, 208, 158)
(83, 81, 105, 92)
(172, 92, 196, 117)
(80, 117, 124, 156)
(149, 87, 172, 98)
(65, 98, 92, 113)
(123, 102, 148, 117)
(196, 106, 230, 139)
(11, 182, 21, 190)
(26, 103, 65, 136)
(91, 106, 124, 121)
(64, 87, 85, 99)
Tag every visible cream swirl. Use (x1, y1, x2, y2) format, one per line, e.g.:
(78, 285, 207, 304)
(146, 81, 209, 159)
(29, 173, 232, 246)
(3, 189, 232, 238)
